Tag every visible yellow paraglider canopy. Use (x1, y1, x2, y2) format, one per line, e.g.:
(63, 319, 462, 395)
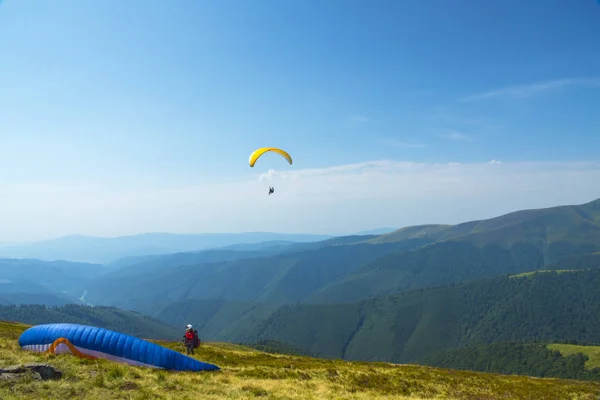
(249, 147, 293, 168)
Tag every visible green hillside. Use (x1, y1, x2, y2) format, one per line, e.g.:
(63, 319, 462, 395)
(84, 198, 600, 310)
(367, 224, 452, 243)
(101, 235, 382, 278)
(508, 252, 600, 278)
(509, 269, 580, 278)
(371, 198, 600, 248)
(246, 339, 311, 356)
(84, 241, 416, 308)
(9, 198, 600, 375)
(548, 344, 600, 370)
(419, 342, 600, 381)
(149, 299, 282, 344)
(1, 321, 599, 400)
(98, 246, 297, 279)
(0, 304, 180, 340)
(308, 198, 600, 303)
(236, 269, 600, 363)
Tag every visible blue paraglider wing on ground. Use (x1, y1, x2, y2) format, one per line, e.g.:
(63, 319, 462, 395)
(18, 323, 219, 372)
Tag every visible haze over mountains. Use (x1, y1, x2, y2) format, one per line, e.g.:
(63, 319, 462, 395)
(0, 232, 334, 264)
(78, 197, 600, 308)
(0, 258, 104, 306)
(3, 197, 600, 372)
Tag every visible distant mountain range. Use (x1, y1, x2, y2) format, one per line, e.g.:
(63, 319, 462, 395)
(3, 197, 600, 370)
(78, 197, 600, 358)
(0, 232, 335, 264)
(0, 258, 105, 304)
(79, 198, 600, 308)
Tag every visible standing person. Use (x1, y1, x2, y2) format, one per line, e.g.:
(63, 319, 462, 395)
(183, 324, 196, 355)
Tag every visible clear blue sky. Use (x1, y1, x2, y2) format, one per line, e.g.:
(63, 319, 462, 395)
(1, 0, 600, 240)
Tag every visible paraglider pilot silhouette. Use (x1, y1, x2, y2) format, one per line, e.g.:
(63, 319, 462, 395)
(248, 147, 292, 196)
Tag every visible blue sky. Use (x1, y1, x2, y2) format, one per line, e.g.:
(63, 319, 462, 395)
(1, 0, 600, 241)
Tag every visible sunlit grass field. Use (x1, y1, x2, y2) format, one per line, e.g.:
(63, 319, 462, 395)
(549, 343, 600, 370)
(1, 320, 600, 399)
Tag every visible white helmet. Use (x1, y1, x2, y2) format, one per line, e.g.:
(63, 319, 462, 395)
(186, 324, 192, 329)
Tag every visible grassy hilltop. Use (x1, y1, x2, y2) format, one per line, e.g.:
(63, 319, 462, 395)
(1, 321, 600, 400)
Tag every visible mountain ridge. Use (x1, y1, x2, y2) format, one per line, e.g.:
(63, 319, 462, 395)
(0, 232, 334, 264)
(81, 197, 600, 308)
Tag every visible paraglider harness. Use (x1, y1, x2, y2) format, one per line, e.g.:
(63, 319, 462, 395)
(268, 186, 274, 195)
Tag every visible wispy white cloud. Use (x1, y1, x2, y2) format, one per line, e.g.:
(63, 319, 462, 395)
(1, 160, 599, 242)
(460, 78, 600, 102)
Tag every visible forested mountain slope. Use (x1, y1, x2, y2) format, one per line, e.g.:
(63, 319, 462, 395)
(239, 269, 600, 363)
(82, 199, 600, 315)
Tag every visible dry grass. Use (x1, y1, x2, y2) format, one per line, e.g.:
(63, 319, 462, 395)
(1, 321, 600, 399)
